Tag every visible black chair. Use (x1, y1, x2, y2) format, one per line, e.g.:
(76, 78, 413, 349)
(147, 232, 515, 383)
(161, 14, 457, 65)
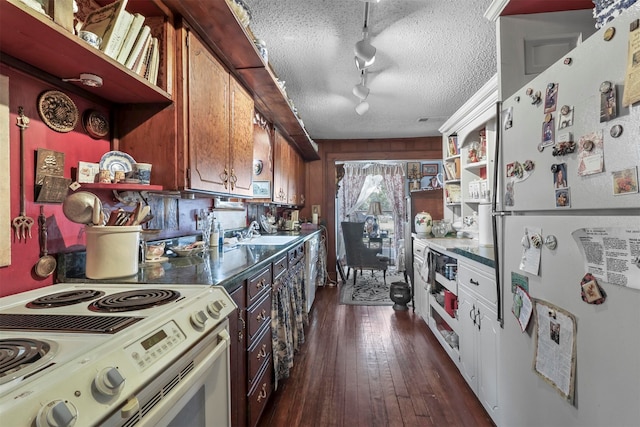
(341, 221, 389, 286)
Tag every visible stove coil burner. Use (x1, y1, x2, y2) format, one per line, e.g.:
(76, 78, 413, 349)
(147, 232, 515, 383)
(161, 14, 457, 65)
(89, 289, 181, 313)
(26, 289, 106, 309)
(0, 338, 51, 379)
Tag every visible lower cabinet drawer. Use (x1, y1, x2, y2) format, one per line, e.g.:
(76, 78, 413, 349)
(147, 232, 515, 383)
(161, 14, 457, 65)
(458, 261, 496, 306)
(248, 326, 272, 386)
(248, 293, 271, 340)
(248, 359, 273, 427)
(273, 255, 288, 280)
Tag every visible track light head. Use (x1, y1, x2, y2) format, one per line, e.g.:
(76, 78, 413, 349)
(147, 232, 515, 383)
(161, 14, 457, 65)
(355, 39, 376, 63)
(354, 55, 375, 71)
(353, 83, 370, 100)
(355, 101, 370, 115)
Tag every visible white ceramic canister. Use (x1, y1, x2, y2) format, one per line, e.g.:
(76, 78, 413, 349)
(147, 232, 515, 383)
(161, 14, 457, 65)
(85, 225, 141, 279)
(414, 211, 432, 236)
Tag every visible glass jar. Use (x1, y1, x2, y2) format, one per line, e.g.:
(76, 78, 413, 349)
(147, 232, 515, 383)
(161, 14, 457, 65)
(431, 220, 448, 238)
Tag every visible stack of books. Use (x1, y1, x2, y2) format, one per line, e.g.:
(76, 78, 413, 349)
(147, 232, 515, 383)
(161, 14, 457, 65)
(444, 158, 460, 181)
(80, 0, 160, 85)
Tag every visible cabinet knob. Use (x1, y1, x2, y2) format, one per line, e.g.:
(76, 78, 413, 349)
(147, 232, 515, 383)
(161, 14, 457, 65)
(257, 344, 267, 360)
(229, 169, 237, 190)
(256, 309, 267, 321)
(220, 168, 229, 189)
(257, 383, 268, 402)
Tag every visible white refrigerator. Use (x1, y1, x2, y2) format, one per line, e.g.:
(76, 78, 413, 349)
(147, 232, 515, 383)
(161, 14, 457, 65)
(493, 5, 640, 426)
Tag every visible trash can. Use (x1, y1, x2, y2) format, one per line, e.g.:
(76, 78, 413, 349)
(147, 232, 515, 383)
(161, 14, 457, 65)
(390, 281, 411, 311)
(85, 225, 141, 279)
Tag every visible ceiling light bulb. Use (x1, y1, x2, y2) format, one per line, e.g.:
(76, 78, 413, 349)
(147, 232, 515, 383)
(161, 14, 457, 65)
(355, 101, 369, 115)
(353, 83, 370, 100)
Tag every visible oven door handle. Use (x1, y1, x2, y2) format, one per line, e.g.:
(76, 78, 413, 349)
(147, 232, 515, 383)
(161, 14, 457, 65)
(129, 328, 231, 426)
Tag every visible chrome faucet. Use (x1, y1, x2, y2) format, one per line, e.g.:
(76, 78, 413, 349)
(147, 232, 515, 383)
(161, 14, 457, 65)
(245, 221, 261, 239)
(237, 221, 261, 241)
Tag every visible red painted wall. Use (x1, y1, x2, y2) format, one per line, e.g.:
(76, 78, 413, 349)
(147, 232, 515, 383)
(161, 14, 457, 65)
(0, 64, 111, 297)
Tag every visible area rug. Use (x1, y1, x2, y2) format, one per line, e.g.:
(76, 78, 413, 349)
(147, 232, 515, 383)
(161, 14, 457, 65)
(339, 269, 406, 306)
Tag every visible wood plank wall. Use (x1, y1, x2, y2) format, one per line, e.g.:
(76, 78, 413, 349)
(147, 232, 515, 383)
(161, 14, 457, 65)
(303, 137, 442, 283)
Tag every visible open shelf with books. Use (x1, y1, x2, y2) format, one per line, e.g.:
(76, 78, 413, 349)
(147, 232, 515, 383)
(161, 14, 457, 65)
(0, 0, 173, 104)
(439, 74, 498, 223)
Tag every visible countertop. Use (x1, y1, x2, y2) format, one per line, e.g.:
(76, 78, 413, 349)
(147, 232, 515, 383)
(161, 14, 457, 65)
(58, 230, 322, 295)
(413, 234, 496, 269)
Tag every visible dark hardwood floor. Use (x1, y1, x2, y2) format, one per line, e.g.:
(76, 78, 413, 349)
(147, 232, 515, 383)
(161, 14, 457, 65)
(258, 285, 495, 427)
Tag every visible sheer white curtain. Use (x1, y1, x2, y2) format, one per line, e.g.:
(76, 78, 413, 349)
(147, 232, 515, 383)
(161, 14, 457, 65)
(336, 162, 406, 263)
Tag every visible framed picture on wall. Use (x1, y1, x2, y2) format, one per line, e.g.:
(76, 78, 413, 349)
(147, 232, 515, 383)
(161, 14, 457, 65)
(421, 163, 438, 176)
(253, 181, 271, 197)
(407, 162, 420, 180)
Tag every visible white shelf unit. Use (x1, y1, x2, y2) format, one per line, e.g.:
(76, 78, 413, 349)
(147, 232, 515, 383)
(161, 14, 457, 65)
(439, 74, 498, 224)
(426, 246, 460, 365)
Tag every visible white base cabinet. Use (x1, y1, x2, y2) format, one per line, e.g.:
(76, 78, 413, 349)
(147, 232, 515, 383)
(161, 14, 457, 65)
(457, 260, 499, 424)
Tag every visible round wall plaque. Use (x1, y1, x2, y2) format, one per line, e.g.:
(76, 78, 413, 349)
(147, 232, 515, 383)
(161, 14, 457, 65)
(82, 109, 109, 139)
(37, 90, 78, 133)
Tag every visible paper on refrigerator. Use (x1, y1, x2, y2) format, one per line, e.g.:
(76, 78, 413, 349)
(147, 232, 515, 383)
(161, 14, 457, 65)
(572, 227, 640, 290)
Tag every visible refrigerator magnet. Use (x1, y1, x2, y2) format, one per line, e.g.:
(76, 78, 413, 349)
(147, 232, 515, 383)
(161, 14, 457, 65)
(544, 83, 558, 113)
(603, 26, 615, 41)
(555, 188, 570, 208)
(580, 273, 606, 304)
(610, 124, 623, 138)
(599, 83, 617, 122)
(542, 118, 555, 146)
(558, 105, 573, 129)
(612, 167, 639, 195)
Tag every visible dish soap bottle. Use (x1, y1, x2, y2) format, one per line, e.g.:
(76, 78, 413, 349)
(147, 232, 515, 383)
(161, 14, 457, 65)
(217, 223, 224, 250)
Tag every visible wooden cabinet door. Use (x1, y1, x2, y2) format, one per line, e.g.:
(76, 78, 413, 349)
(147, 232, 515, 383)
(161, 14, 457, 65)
(294, 149, 306, 206)
(187, 31, 230, 193)
(287, 144, 298, 205)
(273, 130, 289, 203)
(229, 78, 254, 197)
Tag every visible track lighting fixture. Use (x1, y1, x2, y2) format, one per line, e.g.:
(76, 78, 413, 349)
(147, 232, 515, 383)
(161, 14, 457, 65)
(355, 101, 369, 115)
(354, 37, 376, 66)
(353, 73, 369, 100)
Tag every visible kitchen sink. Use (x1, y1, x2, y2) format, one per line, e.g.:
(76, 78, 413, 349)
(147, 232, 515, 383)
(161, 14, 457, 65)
(235, 235, 299, 245)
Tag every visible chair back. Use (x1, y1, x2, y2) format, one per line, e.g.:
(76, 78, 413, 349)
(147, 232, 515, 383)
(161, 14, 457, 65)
(341, 222, 388, 271)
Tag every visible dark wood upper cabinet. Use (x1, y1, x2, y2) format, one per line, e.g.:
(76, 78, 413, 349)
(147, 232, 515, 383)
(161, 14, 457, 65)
(162, 0, 319, 161)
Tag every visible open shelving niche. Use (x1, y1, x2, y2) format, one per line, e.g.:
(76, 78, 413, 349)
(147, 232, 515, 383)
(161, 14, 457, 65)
(439, 74, 498, 224)
(428, 248, 460, 364)
(0, 0, 174, 104)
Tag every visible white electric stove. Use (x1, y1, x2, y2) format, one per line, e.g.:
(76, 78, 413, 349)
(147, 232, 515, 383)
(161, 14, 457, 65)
(0, 283, 236, 426)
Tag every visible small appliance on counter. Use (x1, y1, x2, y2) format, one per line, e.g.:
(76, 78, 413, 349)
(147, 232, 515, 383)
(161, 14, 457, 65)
(281, 210, 300, 231)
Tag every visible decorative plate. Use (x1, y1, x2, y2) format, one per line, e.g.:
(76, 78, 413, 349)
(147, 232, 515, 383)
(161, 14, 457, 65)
(253, 159, 263, 175)
(82, 109, 109, 139)
(99, 151, 136, 180)
(38, 90, 78, 133)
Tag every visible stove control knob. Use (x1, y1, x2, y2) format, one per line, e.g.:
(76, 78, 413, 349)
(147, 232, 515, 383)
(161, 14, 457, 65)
(36, 399, 77, 427)
(207, 300, 224, 318)
(191, 310, 208, 329)
(94, 367, 125, 397)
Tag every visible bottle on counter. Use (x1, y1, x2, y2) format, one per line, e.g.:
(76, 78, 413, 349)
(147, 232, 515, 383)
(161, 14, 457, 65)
(212, 218, 219, 247)
(217, 223, 224, 249)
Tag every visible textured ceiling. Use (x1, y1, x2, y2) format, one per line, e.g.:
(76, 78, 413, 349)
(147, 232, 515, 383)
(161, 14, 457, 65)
(243, 0, 498, 140)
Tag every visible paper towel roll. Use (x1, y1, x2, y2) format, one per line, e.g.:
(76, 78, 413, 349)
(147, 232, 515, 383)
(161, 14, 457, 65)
(478, 203, 493, 247)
